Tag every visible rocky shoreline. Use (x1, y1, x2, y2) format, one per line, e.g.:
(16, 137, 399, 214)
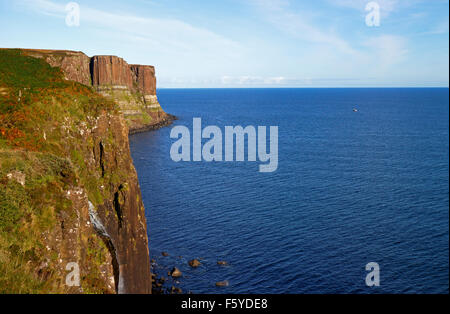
(129, 113, 177, 135)
(150, 251, 230, 294)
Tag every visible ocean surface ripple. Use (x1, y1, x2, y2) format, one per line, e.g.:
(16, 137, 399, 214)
(130, 88, 449, 294)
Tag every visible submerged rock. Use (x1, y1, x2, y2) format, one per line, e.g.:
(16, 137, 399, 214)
(215, 280, 229, 287)
(162, 252, 169, 257)
(171, 286, 182, 294)
(170, 267, 182, 278)
(188, 259, 201, 268)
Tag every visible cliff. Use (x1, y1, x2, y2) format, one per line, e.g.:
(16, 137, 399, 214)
(0, 49, 154, 293)
(18, 49, 174, 133)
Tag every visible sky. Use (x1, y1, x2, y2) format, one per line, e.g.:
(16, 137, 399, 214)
(0, 0, 448, 88)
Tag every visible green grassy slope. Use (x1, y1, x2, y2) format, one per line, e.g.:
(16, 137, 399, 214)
(0, 49, 118, 293)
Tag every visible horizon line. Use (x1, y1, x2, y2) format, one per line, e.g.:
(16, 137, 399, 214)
(157, 86, 450, 89)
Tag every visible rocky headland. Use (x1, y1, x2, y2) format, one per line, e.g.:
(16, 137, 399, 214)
(21, 49, 175, 133)
(0, 48, 173, 293)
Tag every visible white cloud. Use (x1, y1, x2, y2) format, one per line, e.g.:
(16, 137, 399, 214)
(328, 0, 398, 13)
(17, 0, 240, 58)
(327, 0, 429, 20)
(249, 0, 357, 55)
(249, 0, 412, 76)
(221, 75, 288, 85)
(158, 75, 312, 87)
(13, 0, 423, 87)
(364, 35, 408, 68)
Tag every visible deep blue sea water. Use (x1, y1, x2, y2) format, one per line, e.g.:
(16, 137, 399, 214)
(129, 88, 449, 294)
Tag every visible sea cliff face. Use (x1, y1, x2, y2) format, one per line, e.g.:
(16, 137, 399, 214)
(0, 49, 156, 293)
(20, 49, 174, 133)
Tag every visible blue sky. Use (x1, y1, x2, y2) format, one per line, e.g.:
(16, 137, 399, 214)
(0, 0, 448, 87)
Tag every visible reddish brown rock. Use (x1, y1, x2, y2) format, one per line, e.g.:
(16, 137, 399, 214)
(91, 113, 152, 294)
(91, 55, 133, 89)
(19, 49, 158, 97)
(90, 57, 157, 98)
(0, 48, 176, 294)
(188, 259, 201, 268)
(130, 65, 157, 96)
(22, 49, 91, 86)
(16, 48, 174, 134)
(216, 280, 229, 287)
(170, 267, 182, 278)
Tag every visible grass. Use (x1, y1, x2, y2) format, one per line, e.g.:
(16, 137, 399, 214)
(0, 251, 57, 294)
(0, 150, 75, 293)
(0, 49, 65, 88)
(0, 50, 117, 151)
(0, 49, 120, 293)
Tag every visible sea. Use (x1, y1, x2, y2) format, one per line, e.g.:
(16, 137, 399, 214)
(129, 88, 449, 294)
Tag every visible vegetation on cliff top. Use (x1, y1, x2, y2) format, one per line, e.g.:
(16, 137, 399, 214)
(0, 49, 119, 293)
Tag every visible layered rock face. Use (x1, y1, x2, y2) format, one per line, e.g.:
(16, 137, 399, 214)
(130, 64, 157, 104)
(91, 56, 133, 90)
(90, 113, 152, 294)
(90, 56, 159, 107)
(39, 113, 152, 294)
(21, 49, 173, 133)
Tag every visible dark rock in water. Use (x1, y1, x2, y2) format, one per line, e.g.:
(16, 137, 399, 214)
(170, 267, 182, 278)
(162, 252, 169, 257)
(171, 286, 182, 294)
(216, 280, 229, 287)
(188, 259, 201, 268)
(217, 261, 228, 266)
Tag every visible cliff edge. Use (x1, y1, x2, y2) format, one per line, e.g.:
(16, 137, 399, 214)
(20, 49, 174, 133)
(0, 49, 156, 293)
